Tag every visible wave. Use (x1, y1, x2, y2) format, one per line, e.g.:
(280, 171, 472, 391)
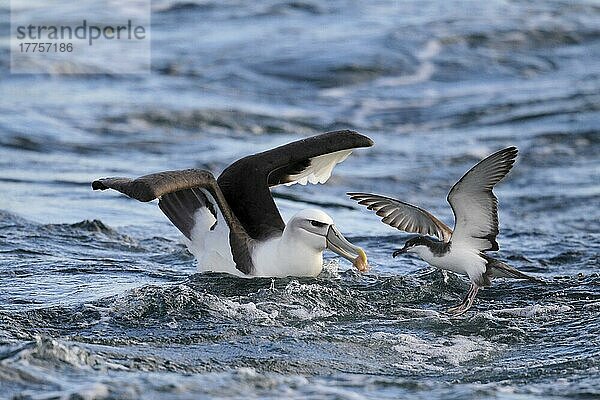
(105, 108, 322, 136)
(155, 0, 325, 15)
(155, 1, 219, 14)
(109, 283, 278, 326)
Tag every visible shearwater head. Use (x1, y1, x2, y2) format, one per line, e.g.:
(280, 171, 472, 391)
(392, 235, 440, 258)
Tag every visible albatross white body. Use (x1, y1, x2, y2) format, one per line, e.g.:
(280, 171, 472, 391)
(250, 210, 334, 277)
(186, 205, 238, 275)
(188, 208, 334, 277)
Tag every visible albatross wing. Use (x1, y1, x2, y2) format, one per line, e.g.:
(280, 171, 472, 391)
(92, 169, 255, 274)
(217, 130, 373, 240)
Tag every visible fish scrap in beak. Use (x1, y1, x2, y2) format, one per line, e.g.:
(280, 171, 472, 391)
(326, 225, 369, 272)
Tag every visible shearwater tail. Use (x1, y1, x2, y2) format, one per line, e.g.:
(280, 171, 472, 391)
(348, 146, 541, 315)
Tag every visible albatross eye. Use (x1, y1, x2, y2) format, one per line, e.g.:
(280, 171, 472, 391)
(310, 220, 326, 228)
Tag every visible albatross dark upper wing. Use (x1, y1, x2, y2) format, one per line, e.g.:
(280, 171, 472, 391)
(447, 146, 518, 252)
(217, 130, 373, 240)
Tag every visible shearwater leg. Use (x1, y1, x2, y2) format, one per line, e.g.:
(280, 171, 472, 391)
(447, 283, 479, 316)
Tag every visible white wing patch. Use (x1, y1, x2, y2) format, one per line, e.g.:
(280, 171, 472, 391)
(185, 189, 240, 276)
(284, 149, 352, 186)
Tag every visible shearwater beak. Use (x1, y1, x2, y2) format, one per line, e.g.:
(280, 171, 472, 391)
(392, 246, 408, 257)
(326, 225, 368, 272)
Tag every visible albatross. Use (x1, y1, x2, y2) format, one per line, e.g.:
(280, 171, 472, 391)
(348, 146, 541, 315)
(93, 130, 372, 277)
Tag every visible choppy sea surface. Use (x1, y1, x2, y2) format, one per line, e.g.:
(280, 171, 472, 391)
(1, 0, 599, 398)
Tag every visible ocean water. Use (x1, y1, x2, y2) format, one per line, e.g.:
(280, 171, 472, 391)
(1, 0, 599, 398)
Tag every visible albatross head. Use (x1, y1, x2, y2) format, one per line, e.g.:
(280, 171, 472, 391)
(286, 209, 368, 272)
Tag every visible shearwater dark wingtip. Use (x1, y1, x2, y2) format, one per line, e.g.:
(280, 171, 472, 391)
(505, 146, 518, 156)
(495, 145, 517, 153)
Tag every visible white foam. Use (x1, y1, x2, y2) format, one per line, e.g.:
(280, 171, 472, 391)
(374, 332, 504, 371)
(320, 259, 341, 276)
(394, 306, 442, 318)
(583, 301, 600, 310)
(494, 304, 573, 319)
(417, 39, 442, 60)
(374, 62, 435, 87)
(28, 336, 103, 369)
(204, 294, 279, 323)
(71, 383, 110, 400)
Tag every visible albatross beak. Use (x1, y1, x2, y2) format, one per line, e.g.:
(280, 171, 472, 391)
(326, 225, 369, 272)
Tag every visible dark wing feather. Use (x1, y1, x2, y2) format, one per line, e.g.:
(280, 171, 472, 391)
(348, 192, 453, 242)
(158, 188, 216, 239)
(217, 130, 373, 240)
(92, 169, 254, 274)
(92, 169, 216, 202)
(447, 146, 518, 252)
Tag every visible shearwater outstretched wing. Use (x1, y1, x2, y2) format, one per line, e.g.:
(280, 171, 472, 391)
(348, 192, 453, 242)
(447, 146, 518, 251)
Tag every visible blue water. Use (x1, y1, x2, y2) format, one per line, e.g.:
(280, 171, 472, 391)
(1, 0, 599, 398)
